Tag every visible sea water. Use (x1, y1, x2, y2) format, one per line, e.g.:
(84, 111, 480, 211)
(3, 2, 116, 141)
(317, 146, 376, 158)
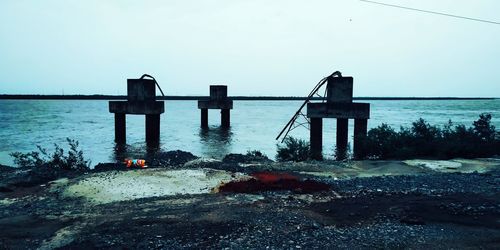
(0, 99, 499, 166)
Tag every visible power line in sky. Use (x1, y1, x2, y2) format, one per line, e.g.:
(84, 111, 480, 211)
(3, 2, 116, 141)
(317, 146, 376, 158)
(359, 0, 500, 25)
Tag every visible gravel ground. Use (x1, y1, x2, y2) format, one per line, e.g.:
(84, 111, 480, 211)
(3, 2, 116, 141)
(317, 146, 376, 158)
(0, 159, 499, 249)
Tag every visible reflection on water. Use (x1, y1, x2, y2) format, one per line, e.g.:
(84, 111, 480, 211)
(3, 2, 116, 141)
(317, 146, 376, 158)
(111, 126, 233, 162)
(198, 126, 233, 157)
(112, 142, 161, 162)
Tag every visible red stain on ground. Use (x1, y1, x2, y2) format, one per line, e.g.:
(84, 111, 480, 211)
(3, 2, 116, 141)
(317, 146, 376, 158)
(251, 172, 298, 183)
(219, 172, 329, 194)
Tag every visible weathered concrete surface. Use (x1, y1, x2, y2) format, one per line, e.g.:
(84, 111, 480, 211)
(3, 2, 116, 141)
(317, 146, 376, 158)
(326, 76, 353, 103)
(127, 79, 157, 102)
(109, 101, 165, 115)
(198, 85, 233, 109)
(306, 102, 370, 119)
(109, 76, 165, 143)
(209, 85, 228, 100)
(198, 85, 233, 127)
(307, 75, 370, 160)
(197, 100, 233, 109)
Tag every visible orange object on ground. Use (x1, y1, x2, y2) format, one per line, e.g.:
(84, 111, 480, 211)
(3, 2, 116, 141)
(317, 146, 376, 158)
(124, 159, 147, 168)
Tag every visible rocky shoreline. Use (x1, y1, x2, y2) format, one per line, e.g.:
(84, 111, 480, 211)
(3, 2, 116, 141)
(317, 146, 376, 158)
(0, 152, 499, 249)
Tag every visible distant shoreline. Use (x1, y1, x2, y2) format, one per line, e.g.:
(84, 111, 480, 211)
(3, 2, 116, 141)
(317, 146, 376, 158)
(0, 95, 496, 101)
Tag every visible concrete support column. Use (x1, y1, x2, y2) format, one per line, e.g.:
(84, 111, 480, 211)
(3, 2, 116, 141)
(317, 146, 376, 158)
(145, 114, 160, 143)
(310, 118, 323, 160)
(221, 109, 230, 128)
(201, 108, 208, 128)
(114, 113, 126, 143)
(354, 118, 368, 159)
(336, 118, 348, 160)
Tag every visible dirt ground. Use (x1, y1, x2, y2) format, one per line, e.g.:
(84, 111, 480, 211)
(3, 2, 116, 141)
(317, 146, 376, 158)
(0, 157, 499, 249)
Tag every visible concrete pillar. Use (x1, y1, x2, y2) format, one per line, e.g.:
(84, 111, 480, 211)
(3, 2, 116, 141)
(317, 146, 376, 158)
(310, 118, 323, 160)
(114, 113, 126, 143)
(336, 118, 348, 160)
(145, 114, 160, 143)
(354, 118, 368, 159)
(201, 108, 208, 128)
(221, 109, 230, 128)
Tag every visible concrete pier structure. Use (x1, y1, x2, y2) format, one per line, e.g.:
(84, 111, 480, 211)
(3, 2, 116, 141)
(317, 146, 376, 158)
(109, 77, 165, 144)
(307, 76, 370, 160)
(198, 85, 233, 128)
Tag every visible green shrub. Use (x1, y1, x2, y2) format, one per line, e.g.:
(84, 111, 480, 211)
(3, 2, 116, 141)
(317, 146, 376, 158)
(360, 113, 500, 160)
(276, 137, 310, 162)
(246, 150, 266, 158)
(473, 113, 496, 141)
(10, 138, 90, 171)
(362, 123, 399, 159)
(335, 142, 353, 161)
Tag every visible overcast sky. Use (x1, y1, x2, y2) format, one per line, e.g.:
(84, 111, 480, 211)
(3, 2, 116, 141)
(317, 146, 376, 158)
(0, 0, 499, 97)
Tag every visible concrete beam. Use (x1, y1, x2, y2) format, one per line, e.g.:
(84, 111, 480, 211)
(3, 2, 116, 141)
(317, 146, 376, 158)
(306, 102, 370, 119)
(198, 100, 233, 109)
(109, 101, 165, 115)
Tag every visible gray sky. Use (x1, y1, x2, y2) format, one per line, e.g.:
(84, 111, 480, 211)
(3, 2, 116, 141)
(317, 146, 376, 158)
(0, 0, 499, 97)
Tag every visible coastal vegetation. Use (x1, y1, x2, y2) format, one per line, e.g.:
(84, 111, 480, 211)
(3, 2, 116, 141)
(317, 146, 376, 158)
(246, 150, 267, 158)
(276, 113, 499, 161)
(360, 113, 500, 160)
(10, 138, 90, 170)
(276, 137, 310, 162)
(8, 114, 499, 166)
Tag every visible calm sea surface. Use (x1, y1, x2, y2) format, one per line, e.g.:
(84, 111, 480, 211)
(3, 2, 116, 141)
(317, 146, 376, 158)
(0, 99, 499, 166)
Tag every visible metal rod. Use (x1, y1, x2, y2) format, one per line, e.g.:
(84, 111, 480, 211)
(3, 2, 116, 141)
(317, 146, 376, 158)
(275, 71, 342, 141)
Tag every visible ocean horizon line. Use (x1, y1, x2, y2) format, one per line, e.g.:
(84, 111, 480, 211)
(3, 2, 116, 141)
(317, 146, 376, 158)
(0, 94, 497, 101)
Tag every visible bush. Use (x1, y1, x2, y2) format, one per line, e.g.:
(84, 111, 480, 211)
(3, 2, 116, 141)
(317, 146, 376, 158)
(360, 113, 500, 160)
(473, 113, 496, 141)
(246, 150, 266, 158)
(362, 123, 399, 159)
(10, 138, 90, 171)
(276, 137, 310, 162)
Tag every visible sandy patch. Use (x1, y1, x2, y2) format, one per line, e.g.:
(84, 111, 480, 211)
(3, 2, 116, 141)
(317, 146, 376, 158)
(404, 160, 462, 172)
(448, 159, 500, 173)
(404, 159, 500, 173)
(63, 168, 248, 204)
(38, 223, 86, 250)
(299, 160, 431, 178)
(183, 158, 221, 167)
(298, 158, 500, 179)
(0, 198, 17, 206)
